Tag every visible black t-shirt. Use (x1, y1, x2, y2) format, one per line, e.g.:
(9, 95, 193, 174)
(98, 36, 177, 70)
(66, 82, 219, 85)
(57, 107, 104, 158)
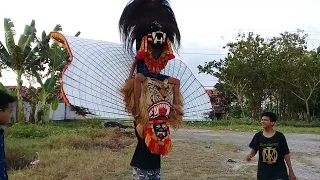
(249, 131, 290, 180)
(130, 122, 161, 170)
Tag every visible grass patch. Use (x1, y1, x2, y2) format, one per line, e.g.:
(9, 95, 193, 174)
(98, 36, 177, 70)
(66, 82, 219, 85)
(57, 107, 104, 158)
(162, 140, 256, 180)
(2, 119, 319, 179)
(3, 120, 136, 179)
(48, 129, 135, 150)
(184, 118, 320, 134)
(5, 146, 37, 171)
(2, 119, 257, 179)
(9, 148, 134, 180)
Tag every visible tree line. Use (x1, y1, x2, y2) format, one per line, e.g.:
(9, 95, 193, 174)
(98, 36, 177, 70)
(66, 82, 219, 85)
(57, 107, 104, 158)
(198, 30, 320, 120)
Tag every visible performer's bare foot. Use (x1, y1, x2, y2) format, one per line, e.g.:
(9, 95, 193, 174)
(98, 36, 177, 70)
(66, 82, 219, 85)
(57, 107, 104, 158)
(172, 104, 183, 115)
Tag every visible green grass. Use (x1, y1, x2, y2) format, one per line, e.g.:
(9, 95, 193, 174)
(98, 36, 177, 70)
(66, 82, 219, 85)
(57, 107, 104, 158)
(184, 118, 320, 134)
(2, 118, 320, 179)
(3, 120, 136, 179)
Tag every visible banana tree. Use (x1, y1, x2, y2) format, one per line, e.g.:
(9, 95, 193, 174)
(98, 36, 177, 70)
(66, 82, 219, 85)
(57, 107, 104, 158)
(27, 31, 77, 123)
(27, 78, 59, 124)
(0, 18, 37, 123)
(0, 18, 64, 123)
(25, 28, 80, 123)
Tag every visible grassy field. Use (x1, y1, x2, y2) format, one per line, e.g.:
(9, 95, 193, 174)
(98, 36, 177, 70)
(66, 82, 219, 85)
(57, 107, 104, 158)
(4, 120, 135, 180)
(2, 119, 319, 179)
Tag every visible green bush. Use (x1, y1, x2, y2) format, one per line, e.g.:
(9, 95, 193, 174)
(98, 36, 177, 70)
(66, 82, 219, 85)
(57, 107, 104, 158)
(185, 118, 320, 128)
(3, 119, 115, 139)
(5, 124, 57, 138)
(276, 119, 320, 127)
(185, 118, 260, 127)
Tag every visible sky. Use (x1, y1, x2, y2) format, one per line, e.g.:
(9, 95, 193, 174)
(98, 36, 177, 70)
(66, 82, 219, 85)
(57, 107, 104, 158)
(1, 0, 320, 89)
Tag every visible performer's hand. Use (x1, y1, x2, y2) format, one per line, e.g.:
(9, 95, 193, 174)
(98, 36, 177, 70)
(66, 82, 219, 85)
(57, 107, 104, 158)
(246, 154, 252, 162)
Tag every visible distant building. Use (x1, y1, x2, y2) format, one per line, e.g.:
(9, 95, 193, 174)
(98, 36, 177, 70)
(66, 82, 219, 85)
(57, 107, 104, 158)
(5, 86, 80, 121)
(205, 89, 218, 96)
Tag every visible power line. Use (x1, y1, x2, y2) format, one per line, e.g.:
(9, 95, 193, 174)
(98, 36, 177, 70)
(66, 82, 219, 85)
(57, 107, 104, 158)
(191, 29, 320, 38)
(181, 48, 225, 50)
(199, 80, 219, 81)
(180, 52, 226, 55)
(231, 29, 320, 35)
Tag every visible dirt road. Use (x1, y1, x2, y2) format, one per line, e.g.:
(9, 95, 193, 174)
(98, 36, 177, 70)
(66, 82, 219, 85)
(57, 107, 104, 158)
(170, 128, 320, 180)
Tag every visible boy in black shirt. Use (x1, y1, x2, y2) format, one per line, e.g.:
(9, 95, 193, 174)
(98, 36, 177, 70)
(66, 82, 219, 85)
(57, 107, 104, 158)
(246, 112, 296, 180)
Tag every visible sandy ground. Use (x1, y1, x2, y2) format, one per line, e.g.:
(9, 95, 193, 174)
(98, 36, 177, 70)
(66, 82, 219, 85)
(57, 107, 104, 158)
(171, 128, 320, 180)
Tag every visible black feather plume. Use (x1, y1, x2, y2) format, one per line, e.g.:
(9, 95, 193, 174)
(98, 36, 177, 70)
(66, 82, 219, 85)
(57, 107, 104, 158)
(119, 0, 181, 56)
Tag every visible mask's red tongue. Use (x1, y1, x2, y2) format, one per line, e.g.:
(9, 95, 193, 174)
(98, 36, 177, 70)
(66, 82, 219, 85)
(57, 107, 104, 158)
(159, 107, 168, 116)
(158, 132, 164, 137)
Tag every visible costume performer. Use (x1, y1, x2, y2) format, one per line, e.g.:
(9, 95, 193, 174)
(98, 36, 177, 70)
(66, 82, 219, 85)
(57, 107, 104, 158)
(49, 0, 211, 178)
(119, 0, 184, 179)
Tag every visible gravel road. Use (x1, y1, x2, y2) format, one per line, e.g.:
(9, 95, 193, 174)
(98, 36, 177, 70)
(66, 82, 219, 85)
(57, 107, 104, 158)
(171, 128, 320, 180)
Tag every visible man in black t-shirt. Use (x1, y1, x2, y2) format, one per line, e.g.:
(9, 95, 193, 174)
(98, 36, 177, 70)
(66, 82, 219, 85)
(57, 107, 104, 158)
(246, 112, 296, 180)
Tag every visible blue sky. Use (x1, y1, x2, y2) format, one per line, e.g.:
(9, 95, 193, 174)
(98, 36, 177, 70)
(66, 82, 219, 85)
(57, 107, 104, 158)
(1, 0, 320, 88)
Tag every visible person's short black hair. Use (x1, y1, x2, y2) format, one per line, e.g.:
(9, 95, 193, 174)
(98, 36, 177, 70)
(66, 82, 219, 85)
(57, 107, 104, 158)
(0, 90, 16, 111)
(261, 111, 277, 122)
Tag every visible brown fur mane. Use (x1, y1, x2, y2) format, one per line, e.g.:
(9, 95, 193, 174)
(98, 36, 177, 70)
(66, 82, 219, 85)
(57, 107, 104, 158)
(120, 77, 183, 137)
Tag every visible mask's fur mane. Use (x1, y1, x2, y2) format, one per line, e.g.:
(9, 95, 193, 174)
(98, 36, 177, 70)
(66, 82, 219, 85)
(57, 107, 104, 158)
(120, 78, 183, 138)
(118, 0, 181, 55)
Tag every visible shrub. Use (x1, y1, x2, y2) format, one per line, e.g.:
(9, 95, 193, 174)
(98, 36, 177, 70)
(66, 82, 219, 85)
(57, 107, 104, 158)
(5, 124, 56, 138)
